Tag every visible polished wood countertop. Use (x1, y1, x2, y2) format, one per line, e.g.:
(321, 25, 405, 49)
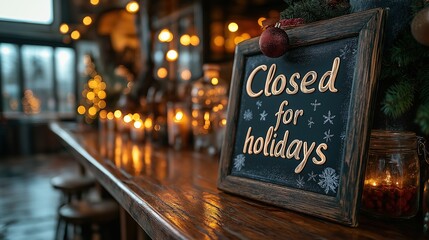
(50, 121, 424, 239)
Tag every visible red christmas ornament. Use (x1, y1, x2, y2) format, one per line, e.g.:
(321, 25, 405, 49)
(411, 7, 429, 46)
(259, 18, 304, 58)
(259, 23, 290, 58)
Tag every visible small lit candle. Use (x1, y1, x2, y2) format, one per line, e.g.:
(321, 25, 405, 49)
(130, 119, 145, 142)
(106, 111, 115, 132)
(113, 110, 123, 131)
(121, 114, 133, 134)
(144, 116, 153, 140)
(167, 103, 190, 149)
(98, 110, 108, 131)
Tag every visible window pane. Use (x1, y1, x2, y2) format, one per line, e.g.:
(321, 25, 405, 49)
(55, 48, 75, 113)
(0, 0, 53, 24)
(0, 43, 20, 113)
(21, 45, 54, 113)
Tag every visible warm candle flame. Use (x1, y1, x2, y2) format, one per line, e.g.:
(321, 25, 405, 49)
(124, 114, 132, 123)
(144, 118, 153, 129)
(174, 111, 184, 121)
(107, 112, 114, 120)
(134, 120, 143, 129)
(114, 110, 122, 119)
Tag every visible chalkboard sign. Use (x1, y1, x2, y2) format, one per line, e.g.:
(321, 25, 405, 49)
(218, 8, 385, 227)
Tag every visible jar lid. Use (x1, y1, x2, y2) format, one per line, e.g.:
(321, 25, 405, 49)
(370, 129, 417, 151)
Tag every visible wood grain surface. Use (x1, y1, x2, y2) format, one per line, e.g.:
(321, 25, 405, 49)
(50, 122, 424, 239)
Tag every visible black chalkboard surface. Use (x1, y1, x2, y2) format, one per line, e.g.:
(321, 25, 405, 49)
(218, 8, 385, 227)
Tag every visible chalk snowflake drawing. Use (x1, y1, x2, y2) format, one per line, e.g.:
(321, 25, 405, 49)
(339, 44, 358, 59)
(340, 132, 346, 140)
(297, 175, 305, 188)
(308, 117, 315, 128)
(243, 109, 253, 121)
(323, 129, 334, 142)
(311, 99, 321, 111)
(260, 110, 268, 121)
(318, 167, 339, 194)
(233, 154, 246, 171)
(256, 100, 262, 109)
(323, 111, 336, 125)
(307, 171, 317, 182)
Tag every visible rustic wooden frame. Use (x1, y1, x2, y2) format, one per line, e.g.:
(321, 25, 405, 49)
(218, 8, 385, 227)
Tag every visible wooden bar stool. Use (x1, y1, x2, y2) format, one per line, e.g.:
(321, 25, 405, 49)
(51, 174, 96, 239)
(57, 200, 119, 240)
(51, 174, 96, 204)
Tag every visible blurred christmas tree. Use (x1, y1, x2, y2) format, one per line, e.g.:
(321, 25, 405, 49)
(77, 54, 108, 124)
(277, 0, 429, 135)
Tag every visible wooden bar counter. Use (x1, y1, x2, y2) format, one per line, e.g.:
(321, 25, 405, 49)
(50, 122, 424, 239)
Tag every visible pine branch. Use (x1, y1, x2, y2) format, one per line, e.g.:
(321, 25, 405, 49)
(420, 76, 429, 104)
(415, 103, 429, 135)
(382, 81, 415, 118)
(280, 0, 349, 22)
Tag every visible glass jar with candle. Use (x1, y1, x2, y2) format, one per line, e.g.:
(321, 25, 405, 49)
(191, 64, 228, 153)
(361, 129, 420, 219)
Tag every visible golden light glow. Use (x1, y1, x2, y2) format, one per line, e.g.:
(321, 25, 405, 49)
(180, 69, 191, 81)
(228, 22, 239, 32)
(258, 17, 266, 27)
(204, 112, 210, 121)
(131, 144, 143, 175)
(157, 67, 168, 79)
(77, 105, 86, 115)
(213, 35, 224, 47)
(134, 120, 143, 129)
(99, 110, 107, 119)
(124, 114, 132, 123)
(107, 112, 114, 120)
(211, 77, 219, 86)
(166, 50, 178, 61)
(59, 23, 69, 34)
(192, 110, 198, 118)
(174, 111, 184, 122)
(83, 16, 92, 26)
(90, 0, 99, 5)
(98, 100, 106, 108)
(158, 29, 173, 42)
(241, 33, 251, 40)
(126, 1, 139, 13)
(86, 92, 95, 101)
(154, 124, 161, 131)
(114, 110, 122, 119)
(88, 106, 97, 116)
(221, 118, 227, 126)
(97, 90, 106, 99)
(88, 80, 96, 88)
(132, 113, 141, 121)
(180, 34, 191, 46)
(144, 118, 153, 129)
(190, 35, 200, 46)
(71, 30, 80, 40)
(234, 36, 244, 45)
(192, 120, 198, 127)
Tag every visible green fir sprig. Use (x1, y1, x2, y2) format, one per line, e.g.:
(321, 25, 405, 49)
(381, 81, 415, 118)
(280, 0, 429, 135)
(281, 0, 350, 22)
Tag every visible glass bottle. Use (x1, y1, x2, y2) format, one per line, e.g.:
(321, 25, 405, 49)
(191, 64, 228, 153)
(361, 129, 420, 219)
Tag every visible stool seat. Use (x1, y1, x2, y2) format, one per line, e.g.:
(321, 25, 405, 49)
(59, 200, 119, 225)
(51, 175, 95, 195)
